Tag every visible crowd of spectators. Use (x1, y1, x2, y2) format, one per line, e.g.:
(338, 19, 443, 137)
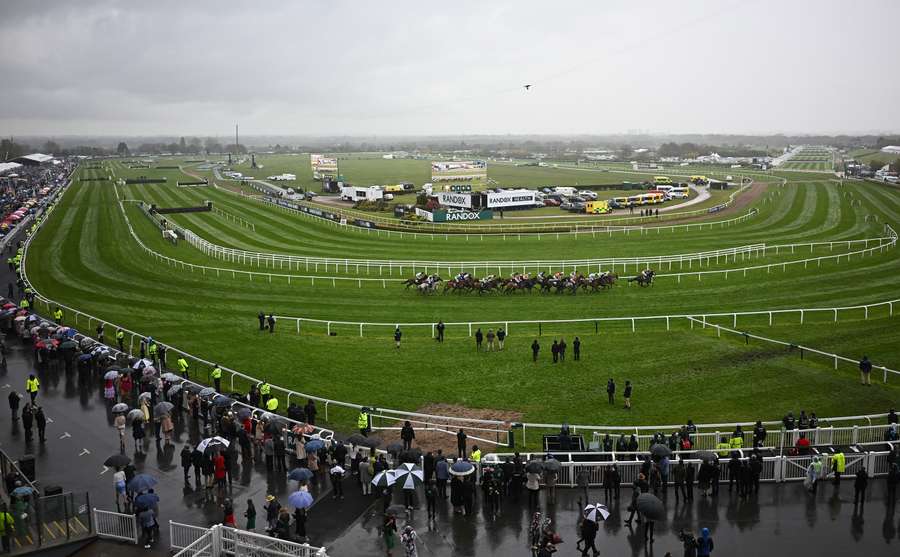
(0, 157, 76, 238)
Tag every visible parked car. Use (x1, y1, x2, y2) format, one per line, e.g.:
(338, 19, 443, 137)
(577, 190, 598, 200)
(544, 198, 561, 207)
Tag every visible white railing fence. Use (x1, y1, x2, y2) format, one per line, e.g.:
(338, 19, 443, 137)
(273, 296, 900, 343)
(483, 446, 898, 487)
(93, 508, 139, 544)
(170, 522, 328, 557)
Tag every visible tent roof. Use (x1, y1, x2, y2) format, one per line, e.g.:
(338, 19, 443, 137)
(12, 153, 54, 165)
(0, 162, 23, 175)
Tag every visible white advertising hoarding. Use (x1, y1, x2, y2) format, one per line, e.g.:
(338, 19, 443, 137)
(437, 191, 473, 208)
(431, 160, 487, 182)
(310, 154, 338, 179)
(486, 189, 536, 208)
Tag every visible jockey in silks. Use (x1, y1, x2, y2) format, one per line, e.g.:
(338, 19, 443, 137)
(455, 272, 467, 283)
(485, 274, 496, 283)
(537, 271, 546, 281)
(415, 271, 426, 282)
(553, 271, 563, 279)
(588, 272, 598, 280)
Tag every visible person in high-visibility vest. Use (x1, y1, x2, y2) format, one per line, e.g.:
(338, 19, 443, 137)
(265, 397, 279, 413)
(832, 452, 846, 486)
(25, 374, 40, 403)
(177, 357, 189, 378)
(357, 408, 370, 437)
(716, 436, 730, 457)
(729, 435, 743, 450)
(148, 340, 158, 365)
(211, 364, 222, 393)
(471, 445, 481, 463)
(116, 329, 125, 352)
(53, 307, 63, 325)
(259, 382, 271, 403)
(18, 298, 29, 310)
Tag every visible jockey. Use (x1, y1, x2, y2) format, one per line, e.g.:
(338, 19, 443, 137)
(485, 274, 495, 282)
(537, 271, 545, 280)
(415, 271, 425, 281)
(588, 272, 597, 280)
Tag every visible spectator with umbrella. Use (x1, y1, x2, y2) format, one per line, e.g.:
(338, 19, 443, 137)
(525, 460, 542, 509)
(579, 503, 608, 556)
(635, 493, 664, 542)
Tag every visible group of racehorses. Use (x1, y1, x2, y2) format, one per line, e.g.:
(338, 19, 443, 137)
(403, 269, 656, 295)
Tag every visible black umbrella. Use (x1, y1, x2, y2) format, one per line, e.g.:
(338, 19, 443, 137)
(104, 454, 131, 468)
(347, 433, 368, 447)
(399, 448, 422, 463)
(650, 444, 672, 459)
(386, 442, 404, 455)
(385, 504, 408, 516)
(213, 396, 234, 408)
(696, 451, 718, 464)
(235, 407, 252, 420)
(525, 460, 543, 474)
(357, 436, 381, 449)
(636, 493, 666, 521)
(542, 457, 561, 473)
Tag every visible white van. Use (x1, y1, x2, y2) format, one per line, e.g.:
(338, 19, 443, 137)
(554, 186, 577, 196)
(668, 186, 690, 199)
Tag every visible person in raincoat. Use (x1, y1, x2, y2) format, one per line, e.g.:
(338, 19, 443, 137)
(244, 499, 256, 530)
(383, 514, 397, 556)
(104, 377, 117, 402)
(160, 413, 174, 444)
(132, 415, 145, 453)
(119, 373, 133, 402)
(0, 506, 15, 553)
(400, 525, 418, 557)
(263, 495, 280, 533)
(805, 456, 823, 493)
(696, 527, 714, 556)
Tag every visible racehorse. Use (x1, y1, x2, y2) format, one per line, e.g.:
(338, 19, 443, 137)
(628, 269, 655, 287)
(417, 277, 442, 294)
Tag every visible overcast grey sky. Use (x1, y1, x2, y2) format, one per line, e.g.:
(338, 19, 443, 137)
(1, 0, 898, 137)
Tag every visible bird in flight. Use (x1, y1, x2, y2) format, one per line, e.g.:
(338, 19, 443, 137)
(523, 84, 532, 91)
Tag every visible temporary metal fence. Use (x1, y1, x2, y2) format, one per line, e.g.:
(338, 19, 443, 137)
(170, 522, 328, 557)
(18, 176, 900, 447)
(93, 507, 138, 543)
(0, 489, 93, 552)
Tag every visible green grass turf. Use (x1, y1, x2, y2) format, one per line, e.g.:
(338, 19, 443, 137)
(22, 163, 900, 444)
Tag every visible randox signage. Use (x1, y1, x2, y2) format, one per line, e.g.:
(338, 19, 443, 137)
(437, 191, 473, 208)
(432, 209, 493, 222)
(485, 190, 536, 208)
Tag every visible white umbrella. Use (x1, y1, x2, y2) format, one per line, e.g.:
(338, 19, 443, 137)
(138, 392, 152, 401)
(583, 503, 610, 522)
(196, 436, 230, 453)
(104, 370, 119, 380)
(132, 358, 153, 370)
(392, 462, 424, 490)
(371, 470, 396, 487)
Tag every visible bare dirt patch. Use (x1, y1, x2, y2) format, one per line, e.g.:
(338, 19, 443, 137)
(371, 403, 523, 456)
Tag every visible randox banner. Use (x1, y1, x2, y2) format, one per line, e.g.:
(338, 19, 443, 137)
(431, 209, 493, 222)
(437, 191, 473, 208)
(485, 189, 536, 208)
